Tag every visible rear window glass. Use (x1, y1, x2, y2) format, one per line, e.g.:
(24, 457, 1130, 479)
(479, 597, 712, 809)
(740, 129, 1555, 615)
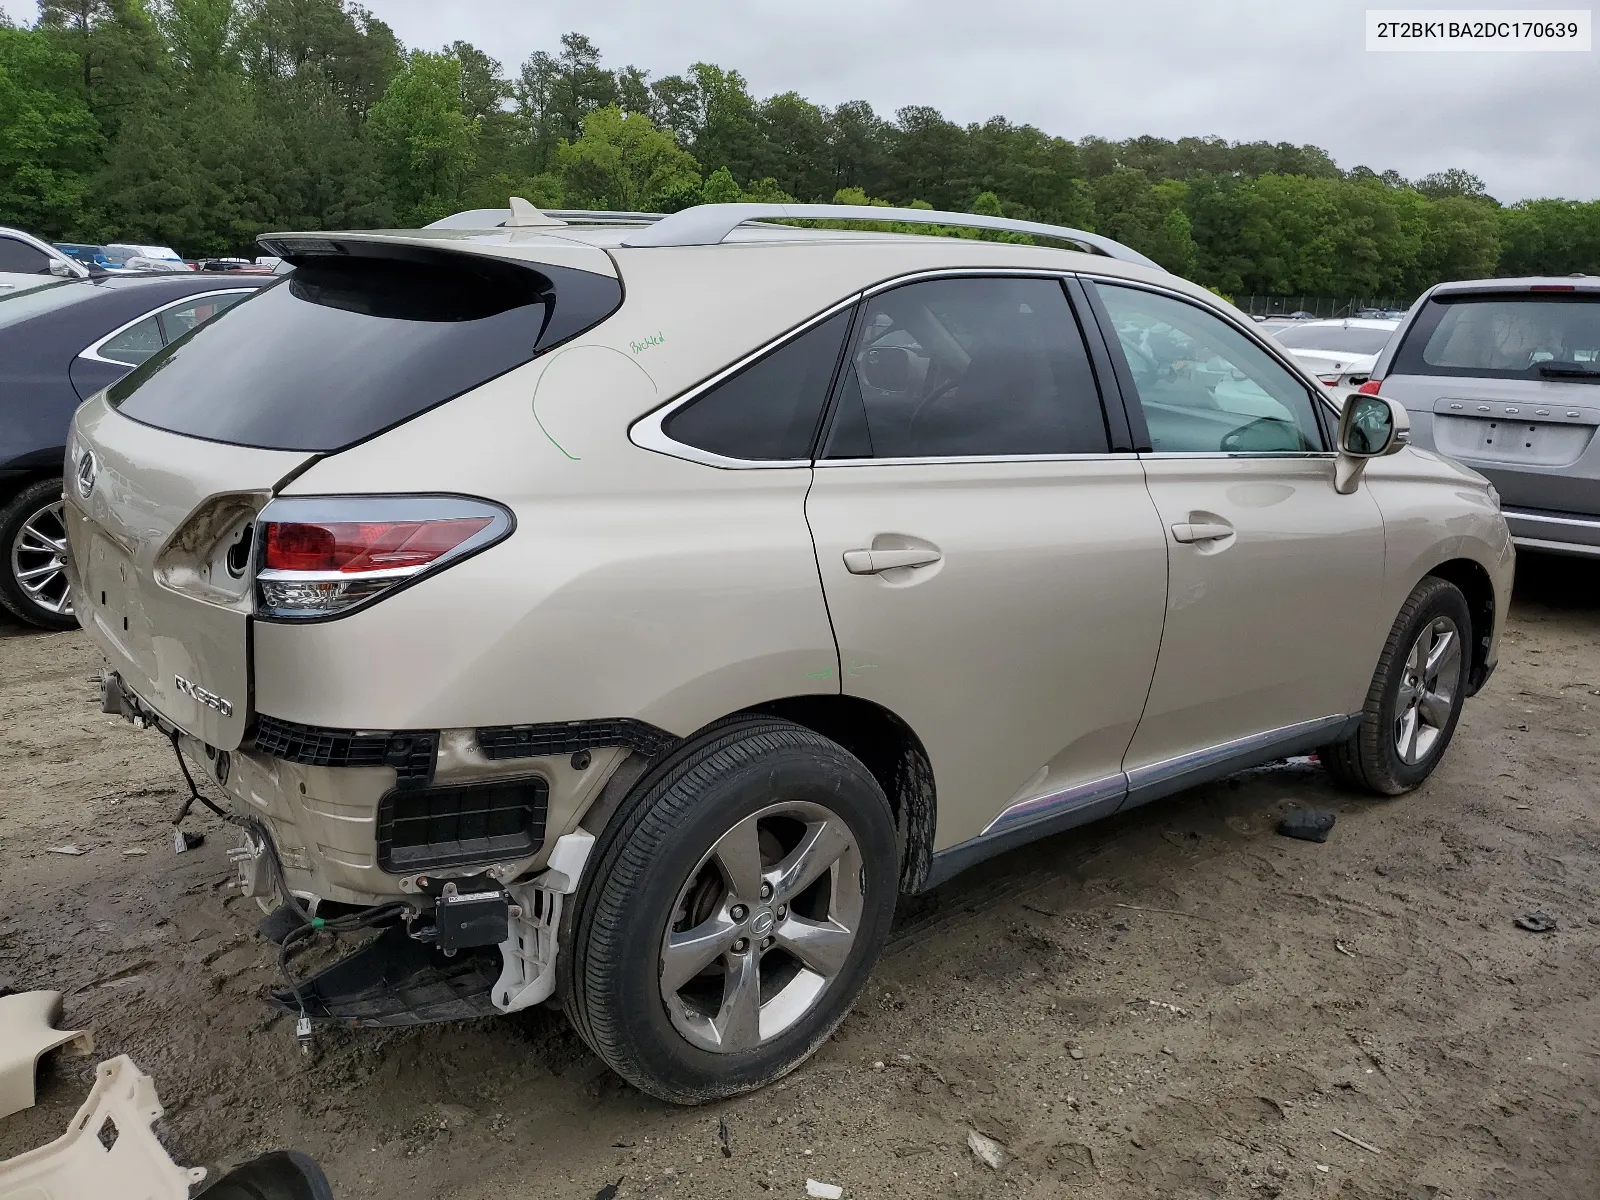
(662, 310, 851, 460)
(1393, 294, 1600, 382)
(109, 251, 621, 450)
(1272, 325, 1395, 355)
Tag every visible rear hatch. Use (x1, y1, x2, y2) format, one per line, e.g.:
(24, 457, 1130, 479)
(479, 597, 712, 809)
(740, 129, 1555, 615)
(1380, 284, 1600, 513)
(64, 232, 621, 749)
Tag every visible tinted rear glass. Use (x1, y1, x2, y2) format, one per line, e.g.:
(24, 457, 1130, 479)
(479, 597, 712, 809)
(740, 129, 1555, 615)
(1393, 294, 1600, 382)
(1272, 325, 1394, 354)
(663, 310, 851, 460)
(109, 251, 621, 450)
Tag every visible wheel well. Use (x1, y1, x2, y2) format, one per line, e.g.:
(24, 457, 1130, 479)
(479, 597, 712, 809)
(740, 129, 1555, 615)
(747, 695, 936, 895)
(1427, 558, 1495, 693)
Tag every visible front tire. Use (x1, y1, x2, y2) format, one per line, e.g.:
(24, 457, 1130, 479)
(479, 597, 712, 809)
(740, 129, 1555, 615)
(0, 478, 77, 630)
(563, 717, 899, 1104)
(1320, 575, 1472, 795)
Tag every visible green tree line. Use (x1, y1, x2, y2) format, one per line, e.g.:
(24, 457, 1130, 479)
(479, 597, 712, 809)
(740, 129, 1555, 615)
(3, 2, 1597, 296)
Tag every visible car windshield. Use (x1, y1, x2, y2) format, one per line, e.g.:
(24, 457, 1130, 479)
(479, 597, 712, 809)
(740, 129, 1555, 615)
(1272, 325, 1395, 354)
(1415, 296, 1600, 374)
(0, 279, 93, 330)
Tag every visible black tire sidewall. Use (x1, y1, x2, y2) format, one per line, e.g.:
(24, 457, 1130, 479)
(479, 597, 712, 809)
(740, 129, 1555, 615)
(581, 732, 898, 1102)
(0, 478, 76, 631)
(1372, 582, 1472, 790)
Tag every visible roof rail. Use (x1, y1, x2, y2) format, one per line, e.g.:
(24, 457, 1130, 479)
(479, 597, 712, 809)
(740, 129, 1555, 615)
(425, 206, 665, 230)
(617, 203, 1163, 270)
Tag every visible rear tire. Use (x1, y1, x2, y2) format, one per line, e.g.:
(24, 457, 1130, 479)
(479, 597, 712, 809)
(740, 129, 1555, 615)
(1320, 576, 1471, 795)
(0, 478, 77, 631)
(562, 717, 898, 1104)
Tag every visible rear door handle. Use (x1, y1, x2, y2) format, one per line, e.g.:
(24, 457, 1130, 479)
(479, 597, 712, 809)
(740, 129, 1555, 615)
(843, 548, 943, 574)
(1170, 521, 1234, 544)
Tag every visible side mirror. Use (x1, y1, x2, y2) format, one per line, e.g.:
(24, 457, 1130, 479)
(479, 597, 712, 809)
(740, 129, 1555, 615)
(1335, 393, 1410, 494)
(48, 258, 73, 276)
(861, 345, 912, 392)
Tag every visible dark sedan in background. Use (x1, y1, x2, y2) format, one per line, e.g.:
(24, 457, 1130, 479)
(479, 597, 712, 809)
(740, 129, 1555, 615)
(1, 272, 273, 628)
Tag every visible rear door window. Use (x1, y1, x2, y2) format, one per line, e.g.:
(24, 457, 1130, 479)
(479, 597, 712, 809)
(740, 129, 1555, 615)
(109, 249, 621, 451)
(1392, 294, 1600, 382)
(662, 310, 851, 461)
(823, 276, 1111, 459)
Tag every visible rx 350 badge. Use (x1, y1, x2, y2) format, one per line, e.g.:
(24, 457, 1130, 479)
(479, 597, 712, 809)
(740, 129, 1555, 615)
(174, 674, 233, 717)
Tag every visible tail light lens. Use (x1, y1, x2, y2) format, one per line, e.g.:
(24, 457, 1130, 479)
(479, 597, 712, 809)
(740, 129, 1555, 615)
(254, 496, 512, 619)
(1357, 379, 1383, 395)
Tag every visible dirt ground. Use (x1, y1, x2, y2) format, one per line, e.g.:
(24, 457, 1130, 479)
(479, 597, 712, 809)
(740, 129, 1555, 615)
(2, 552, 1597, 1200)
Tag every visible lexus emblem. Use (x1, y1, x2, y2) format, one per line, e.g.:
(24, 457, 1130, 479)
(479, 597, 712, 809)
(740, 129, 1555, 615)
(75, 449, 98, 498)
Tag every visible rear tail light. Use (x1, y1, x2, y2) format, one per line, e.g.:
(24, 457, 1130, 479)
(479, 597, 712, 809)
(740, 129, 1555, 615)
(254, 496, 512, 619)
(1357, 379, 1383, 395)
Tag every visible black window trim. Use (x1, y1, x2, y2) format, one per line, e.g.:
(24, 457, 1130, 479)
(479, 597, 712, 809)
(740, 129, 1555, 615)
(78, 287, 258, 365)
(1079, 273, 1337, 459)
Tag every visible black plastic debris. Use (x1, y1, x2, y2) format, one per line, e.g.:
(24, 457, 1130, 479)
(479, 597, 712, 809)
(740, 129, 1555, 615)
(719, 1116, 733, 1158)
(1276, 808, 1337, 843)
(594, 1178, 622, 1200)
(199, 1150, 332, 1199)
(1514, 911, 1557, 933)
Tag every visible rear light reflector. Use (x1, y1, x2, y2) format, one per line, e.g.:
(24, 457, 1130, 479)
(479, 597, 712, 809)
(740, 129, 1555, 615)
(263, 518, 493, 573)
(1530, 285, 1576, 292)
(1357, 379, 1383, 395)
(254, 496, 512, 619)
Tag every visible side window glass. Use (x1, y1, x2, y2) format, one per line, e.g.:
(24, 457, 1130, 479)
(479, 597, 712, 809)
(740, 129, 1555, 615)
(97, 316, 165, 365)
(823, 276, 1109, 459)
(0, 237, 51, 274)
(663, 309, 850, 460)
(1093, 283, 1325, 454)
(157, 292, 246, 342)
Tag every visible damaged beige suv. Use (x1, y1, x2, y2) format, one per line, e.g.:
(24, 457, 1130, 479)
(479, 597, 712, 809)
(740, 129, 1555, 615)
(64, 201, 1512, 1103)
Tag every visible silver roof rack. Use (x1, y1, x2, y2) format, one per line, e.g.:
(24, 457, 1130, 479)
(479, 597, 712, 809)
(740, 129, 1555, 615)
(618, 203, 1163, 270)
(426, 206, 665, 230)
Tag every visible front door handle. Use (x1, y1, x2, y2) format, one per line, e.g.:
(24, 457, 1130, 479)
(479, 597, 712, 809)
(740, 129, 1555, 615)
(843, 547, 943, 574)
(1171, 521, 1234, 544)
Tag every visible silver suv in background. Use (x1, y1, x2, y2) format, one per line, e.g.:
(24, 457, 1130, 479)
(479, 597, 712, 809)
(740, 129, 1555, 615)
(1364, 277, 1600, 558)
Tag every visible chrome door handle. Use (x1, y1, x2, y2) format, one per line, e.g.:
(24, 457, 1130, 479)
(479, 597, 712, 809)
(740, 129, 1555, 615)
(843, 547, 943, 574)
(1171, 521, 1234, 544)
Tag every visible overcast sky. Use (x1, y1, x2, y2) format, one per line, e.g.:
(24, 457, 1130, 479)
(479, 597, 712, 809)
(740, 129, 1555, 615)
(6, 0, 1593, 201)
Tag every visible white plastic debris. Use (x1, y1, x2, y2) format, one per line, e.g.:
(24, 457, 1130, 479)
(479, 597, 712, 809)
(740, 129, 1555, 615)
(967, 1129, 1010, 1170)
(46, 846, 85, 857)
(805, 1180, 843, 1199)
(0, 991, 94, 1119)
(0, 1055, 205, 1197)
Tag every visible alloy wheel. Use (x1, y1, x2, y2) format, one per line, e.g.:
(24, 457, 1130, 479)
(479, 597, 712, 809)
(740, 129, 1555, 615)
(10, 498, 72, 618)
(660, 801, 864, 1054)
(1394, 615, 1461, 764)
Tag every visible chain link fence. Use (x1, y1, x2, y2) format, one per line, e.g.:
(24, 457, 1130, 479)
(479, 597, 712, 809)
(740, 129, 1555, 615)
(1238, 295, 1412, 319)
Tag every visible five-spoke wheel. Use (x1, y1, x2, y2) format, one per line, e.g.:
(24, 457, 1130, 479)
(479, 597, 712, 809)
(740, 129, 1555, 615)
(1321, 575, 1473, 795)
(563, 718, 898, 1104)
(1, 479, 77, 630)
(661, 802, 864, 1054)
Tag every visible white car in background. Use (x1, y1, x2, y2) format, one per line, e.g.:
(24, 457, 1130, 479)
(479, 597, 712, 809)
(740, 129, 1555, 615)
(1271, 317, 1400, 389)
(0, 226, 93, 296)
(105, 243, 191, 273)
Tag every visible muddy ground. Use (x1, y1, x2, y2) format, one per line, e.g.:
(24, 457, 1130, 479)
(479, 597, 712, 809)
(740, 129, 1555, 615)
(2, 553, 1597, 1200)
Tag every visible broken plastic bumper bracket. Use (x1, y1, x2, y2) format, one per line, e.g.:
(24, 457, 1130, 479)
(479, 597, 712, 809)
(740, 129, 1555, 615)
(268, 926, 500, 1027)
